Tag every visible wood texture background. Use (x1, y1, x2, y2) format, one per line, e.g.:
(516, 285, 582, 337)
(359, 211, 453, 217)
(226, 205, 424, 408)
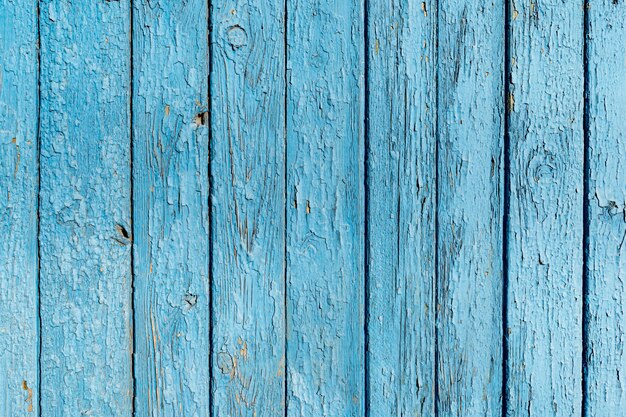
(1, 0, 623, 416)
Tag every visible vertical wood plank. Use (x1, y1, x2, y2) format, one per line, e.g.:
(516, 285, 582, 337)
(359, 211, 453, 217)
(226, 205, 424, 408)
(210, 0, 286, 416)
(365, 0, 436, 416)
(286, 0, 365, 415)
(132, 2, 210, 415)
(0, 1, 39, 415)
(436, 1, 505, 415)
(38, 0, 132, 414)
(585, 1, 626, 415)
(506, 1, 584, 416)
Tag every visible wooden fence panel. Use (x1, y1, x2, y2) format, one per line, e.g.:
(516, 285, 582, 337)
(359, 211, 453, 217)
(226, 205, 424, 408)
(210, 0, 286, 416)
(506, 1, 584, 416)
(39, 1, 133, 414)
(585, 1, 626, 415)
(366, 1, 437, 416)
(286, 0, 365, 415)
(0, 1, 39, 415)
(132, 1, 211, 415)
(437, 1, 505, 415)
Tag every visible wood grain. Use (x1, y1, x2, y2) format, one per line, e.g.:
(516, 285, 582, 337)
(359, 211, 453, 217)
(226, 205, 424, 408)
(286, 0, 365, 415)
(585, 1, 626, 415)
(436, 1, 505, 415)
(366, 0, 437, 415)
(0, 1, 39, 415)
(210, 1, 286, 416)
(38, 0, 133, 414)
(506, 1, 584, 416)
(132, 1, 211, 415)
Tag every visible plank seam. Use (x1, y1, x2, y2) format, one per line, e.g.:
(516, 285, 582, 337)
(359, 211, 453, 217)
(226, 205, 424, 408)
(36, 0, 42, 414)
(207, 0, 214, 414)
(129, 1, 136, 415)
(581, 0, 590, 415)
(283, 0, 289, 413)
(363, 0, 370, 413)
(502, 0, 512, 415)
(434, 0, 441, 413)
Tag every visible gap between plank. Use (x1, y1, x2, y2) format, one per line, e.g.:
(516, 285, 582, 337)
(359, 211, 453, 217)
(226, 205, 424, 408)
(363, 0, 370, 414)
(581, 0, 590, 416)
(502, 0, 512, 414)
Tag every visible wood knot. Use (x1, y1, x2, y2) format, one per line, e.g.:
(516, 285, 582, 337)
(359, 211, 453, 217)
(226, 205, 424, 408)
(227, 25, 247, 49)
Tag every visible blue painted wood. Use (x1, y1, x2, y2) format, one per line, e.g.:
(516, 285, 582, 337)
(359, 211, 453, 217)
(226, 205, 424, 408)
(0, 1, 39, 415)
(132, 1, 211, 415)
(366, 1, 436, 416)
(38, 0, 133, 414)
(506, 1, 584, 416)
(7, 2, 626, 415)
(585, 1, 626, 415)
(437, 1, 505, 415)
(286, 0, 365, 415)
(210, 1, 286, 416)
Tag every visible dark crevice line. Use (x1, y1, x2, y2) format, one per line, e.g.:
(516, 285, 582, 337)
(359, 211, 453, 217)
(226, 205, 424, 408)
(129, 1, 136, 415)
(363, 0, 370, 414)
(207, 0, 214, 414)
(502, 0, 512, 416)
(36, 0, 42, 415)
(283, 0, 289, 414)
(433, 0, 440, 415)
(581, 0, 590, 415)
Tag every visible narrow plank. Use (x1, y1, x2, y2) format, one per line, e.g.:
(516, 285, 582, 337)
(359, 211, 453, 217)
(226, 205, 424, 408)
(365, 0, 436, 415)
(286, 0, 365, 415)
(506, 1, 584, 416)
(436, 1, 505, 415)
(132, 2, 210, 415)
(38, 0, 133, 414)
(0, 1, 39, 415)
(210, 0, 286, 416)
(585, 1, 626, 415)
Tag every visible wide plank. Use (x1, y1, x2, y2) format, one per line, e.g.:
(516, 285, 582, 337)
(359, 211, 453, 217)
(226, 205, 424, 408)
(210, 0, 286, 416)
(436, 0, 505, 415)
(38, 0, 133, 414)
(366, 0, 437, 416)
(286, 0, 365, 415)
(506, 1, 584, 415)
(132, 1, 211, 415)
(0, 1, 39, 415)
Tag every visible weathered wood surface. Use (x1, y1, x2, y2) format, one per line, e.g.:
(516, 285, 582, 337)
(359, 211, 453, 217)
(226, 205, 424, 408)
(437, 1, 505, 415)
(506, 1, 584, 416)
(585, 1, 626, 415)
(0, 1, 39, 415)
(210, 0, 286, 416)
(3, 0, 626, 416)
(286, 0, 365, 416)
(366, 1, 436, 416)
(132, 1, 211, 415)
(38, 1, 133, 415)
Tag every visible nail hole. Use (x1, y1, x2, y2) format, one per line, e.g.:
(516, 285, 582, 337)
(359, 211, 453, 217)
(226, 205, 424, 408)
(116, 224, 130, 239)
(195, 111, 208, 126)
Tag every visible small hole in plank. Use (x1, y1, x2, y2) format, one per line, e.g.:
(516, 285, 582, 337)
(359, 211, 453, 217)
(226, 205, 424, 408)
(116, 224, 130, 239)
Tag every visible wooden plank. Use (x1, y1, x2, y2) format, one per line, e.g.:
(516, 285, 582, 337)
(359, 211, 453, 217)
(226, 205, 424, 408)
(132, 2, 210, 415)
(38, 0, 133, 414)
(286, 0, 365, 415)
(365, 1, 436, 416)
(0, 1, 39, 415)
(506, 1, 584, 416)
(585, 1, 626, 415)
(436, 1, 505, 415)
(210, 0, 286, 416)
